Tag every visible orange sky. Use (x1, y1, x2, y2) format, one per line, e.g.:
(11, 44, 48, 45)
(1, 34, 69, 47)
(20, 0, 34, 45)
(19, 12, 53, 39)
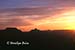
(16, 7, 75, 32)
(0, 0, 75, 32)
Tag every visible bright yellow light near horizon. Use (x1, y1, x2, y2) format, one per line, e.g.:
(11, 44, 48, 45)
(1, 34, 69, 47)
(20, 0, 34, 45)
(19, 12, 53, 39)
(60, 10, 75, 30)
(33, 9, 75, 30)
(53, 10, 75, 30)
(17, 9, 75, 31)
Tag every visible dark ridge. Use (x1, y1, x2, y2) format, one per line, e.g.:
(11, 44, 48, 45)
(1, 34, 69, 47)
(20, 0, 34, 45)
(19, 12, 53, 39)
(0, 28, 74, 49)
(4, 28, 22, 32)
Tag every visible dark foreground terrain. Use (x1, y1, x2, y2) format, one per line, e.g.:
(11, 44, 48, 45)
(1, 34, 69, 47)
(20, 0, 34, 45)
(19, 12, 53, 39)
(0, 28, 75, 50)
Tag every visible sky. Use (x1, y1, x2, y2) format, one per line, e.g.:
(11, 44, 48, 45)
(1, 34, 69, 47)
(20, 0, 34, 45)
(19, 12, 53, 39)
(0, 0, 75, 31)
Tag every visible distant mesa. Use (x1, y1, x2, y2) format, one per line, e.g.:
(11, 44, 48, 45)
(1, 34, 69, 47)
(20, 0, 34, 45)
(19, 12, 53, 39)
(30, 28, 40, 32)
(4, 27, 22, 32)
(6, 28, 18, 30)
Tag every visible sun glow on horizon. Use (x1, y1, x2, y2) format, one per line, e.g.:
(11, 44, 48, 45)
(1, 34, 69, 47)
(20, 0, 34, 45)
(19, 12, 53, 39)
(60, 10, 75, 30)
(17, 8, 75, 32)
(32, 9, 75, 30)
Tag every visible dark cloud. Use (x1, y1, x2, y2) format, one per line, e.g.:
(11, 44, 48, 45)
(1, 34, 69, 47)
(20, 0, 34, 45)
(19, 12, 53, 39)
(0, 0, 75, 9)
(0, 17, 32, 27)
(0, 7, 50, 15)
(0, 7, 74, 20)
(0, 7, 65, 16)
(0, 0, 49, 8)
(0, 7, 51, 20)
(0, 7, 50, 28)
(6, 18, 31, 26)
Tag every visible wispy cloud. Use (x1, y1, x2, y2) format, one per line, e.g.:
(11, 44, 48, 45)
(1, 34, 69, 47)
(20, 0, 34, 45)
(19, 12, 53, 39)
(0, 0, 75, 31)
(0, 7, 75, 28)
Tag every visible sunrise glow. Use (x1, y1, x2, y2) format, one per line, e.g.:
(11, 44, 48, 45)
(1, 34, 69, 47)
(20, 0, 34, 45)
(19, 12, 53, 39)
(16, 8, 75, 31)
(0, 0, 75, 32)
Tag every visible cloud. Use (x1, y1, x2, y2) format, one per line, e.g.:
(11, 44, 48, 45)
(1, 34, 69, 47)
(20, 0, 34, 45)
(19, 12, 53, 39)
(0, 7, 67, 18)
(0, 7, 51, 19)
(0, 6, 75, 30)
(5, 7, 50, 15)
(0, 7, 51, 28)
(0, 17, 32, 28)
(0, 7, 74, 20)
(0, 0, 75, 9)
